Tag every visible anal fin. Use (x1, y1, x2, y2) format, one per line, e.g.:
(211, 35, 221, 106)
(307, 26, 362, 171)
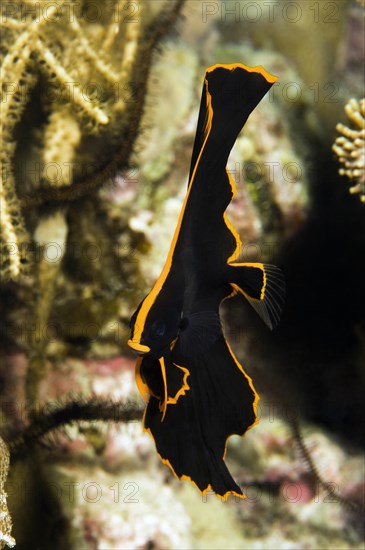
(227, 262, 285, 329)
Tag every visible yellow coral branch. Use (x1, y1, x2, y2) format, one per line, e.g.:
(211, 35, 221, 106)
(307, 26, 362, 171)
(1, 39, 33, 280)
(120, 8, 143, 81)
(0, 185, 22, 280)
(0, 17, 26, 30)
(69, 16, 120, 85)
(103, 0, 127, 51)
(333, 98, 365, 203)
(0, 437, 15, 549)
(35, 39, 109, 125)
(345, 99, 365, 129)
(42, 105, 81, 186)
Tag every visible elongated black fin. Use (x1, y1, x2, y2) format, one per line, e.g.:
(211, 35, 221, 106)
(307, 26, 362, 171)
(227, 263, 285, 330)
(178, 311, 222, 357)
(188, 64, 277, 185)
(143, 335, 258, 500)
(188, 80, 209, 184)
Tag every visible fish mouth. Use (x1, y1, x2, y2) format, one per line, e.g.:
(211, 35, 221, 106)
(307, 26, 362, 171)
(128, 340, 151, 354)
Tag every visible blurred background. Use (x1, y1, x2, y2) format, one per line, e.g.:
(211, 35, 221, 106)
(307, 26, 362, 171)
(0, 1, 364, 548)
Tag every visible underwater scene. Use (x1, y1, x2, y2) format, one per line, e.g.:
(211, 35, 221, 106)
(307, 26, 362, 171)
(0, 0, 364, 548)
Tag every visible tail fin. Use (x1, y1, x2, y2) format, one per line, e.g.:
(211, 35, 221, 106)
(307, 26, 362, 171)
(227, 263, 285, 330)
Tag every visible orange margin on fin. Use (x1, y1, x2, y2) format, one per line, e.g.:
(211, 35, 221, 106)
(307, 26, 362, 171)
(205, 62, 278, 84)
(159, 360, 190, 421)
(143, 416, 247, 502)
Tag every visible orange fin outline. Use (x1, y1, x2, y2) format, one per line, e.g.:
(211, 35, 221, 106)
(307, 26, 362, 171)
(228, 263, 285, 329)
(158, 359, 190, 421)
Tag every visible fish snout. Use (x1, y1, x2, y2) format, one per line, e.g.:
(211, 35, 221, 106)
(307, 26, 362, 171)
(128, 339, 151, 354)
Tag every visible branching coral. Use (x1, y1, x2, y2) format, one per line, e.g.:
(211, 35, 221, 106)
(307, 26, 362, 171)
(0, 438, 15, 549)
(42, 106, 81, 186)
(0, 0, 187, 433)
(0, 0, 186, 281)
(333, 98, 365, 202)
(0, 10, 41, 280)
(5, 397, 143, 459)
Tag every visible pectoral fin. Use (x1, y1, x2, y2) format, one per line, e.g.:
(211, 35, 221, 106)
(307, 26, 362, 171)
(178, 310, 222, 357)
(227, 263, 285, 329)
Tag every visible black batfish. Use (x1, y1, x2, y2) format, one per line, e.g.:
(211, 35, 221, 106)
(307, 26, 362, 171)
(128, 63, 285, 500)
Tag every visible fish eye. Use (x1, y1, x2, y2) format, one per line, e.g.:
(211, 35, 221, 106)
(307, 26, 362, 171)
(150, 320, 166, 339)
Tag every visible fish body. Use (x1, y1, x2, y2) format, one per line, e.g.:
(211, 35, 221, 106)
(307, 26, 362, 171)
(128, 63, 285, 499)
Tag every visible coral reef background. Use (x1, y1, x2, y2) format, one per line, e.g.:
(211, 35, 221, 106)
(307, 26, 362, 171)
(1, 0, 364, 548)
